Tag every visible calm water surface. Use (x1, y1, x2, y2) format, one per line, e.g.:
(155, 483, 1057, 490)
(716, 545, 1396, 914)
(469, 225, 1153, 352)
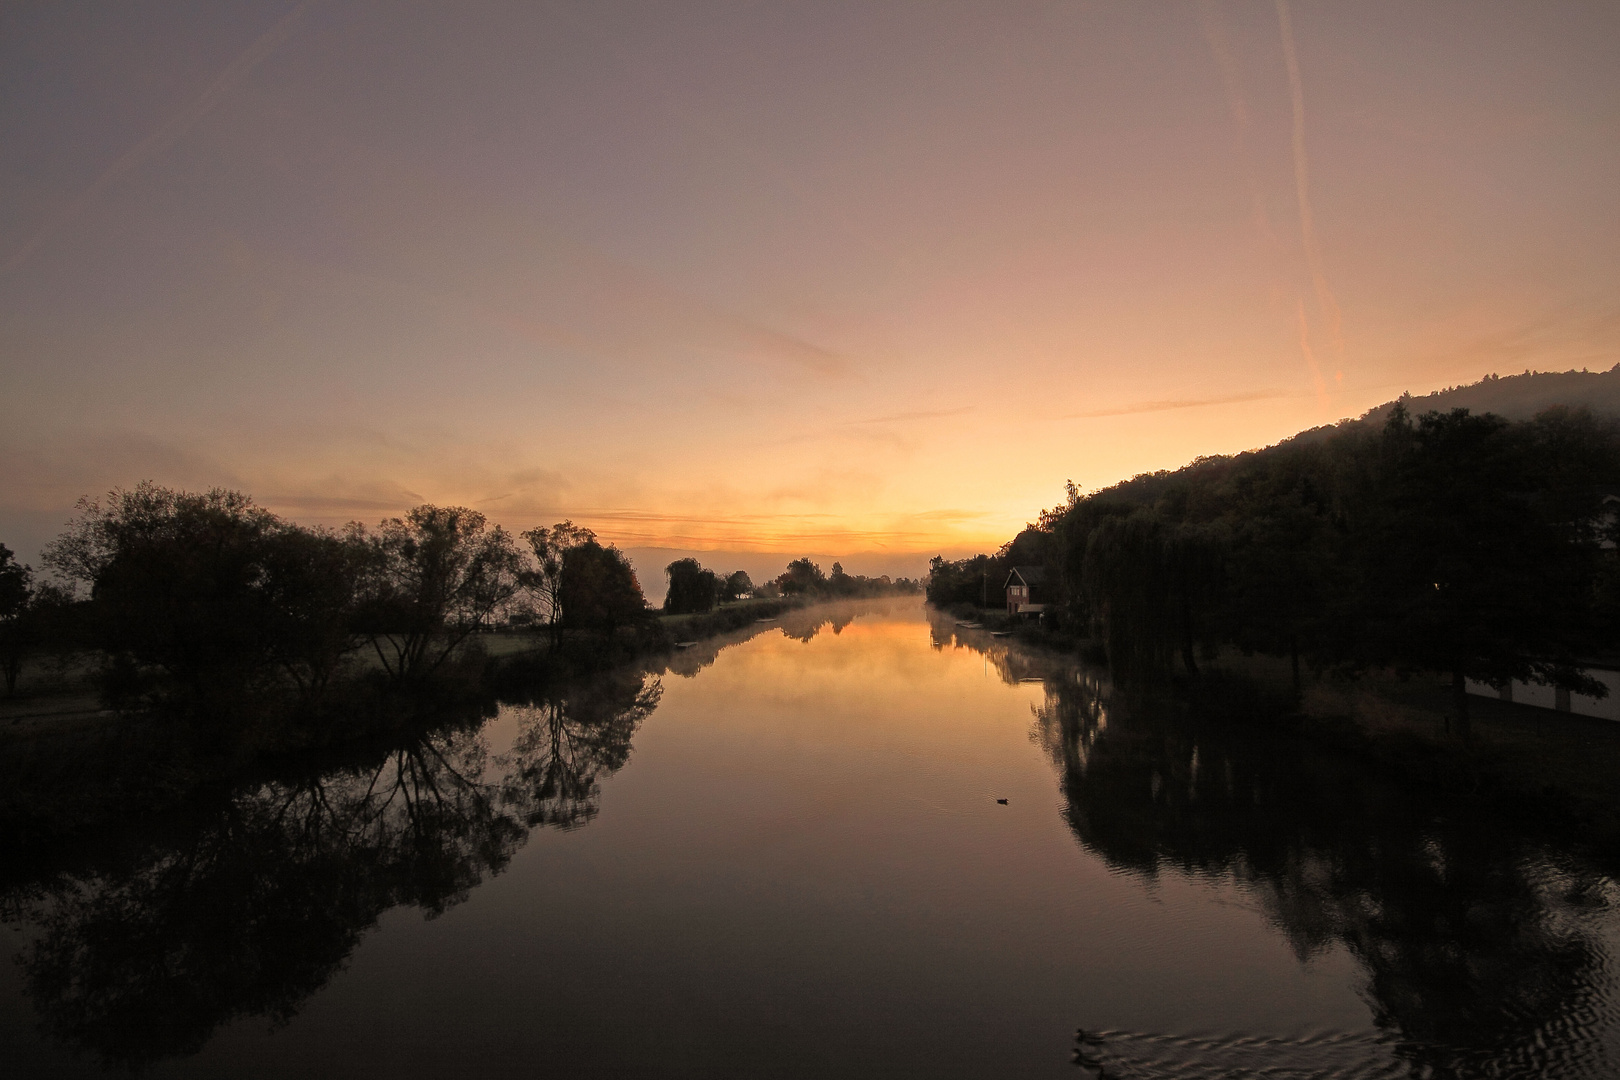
(4, 599, 1618, 1077)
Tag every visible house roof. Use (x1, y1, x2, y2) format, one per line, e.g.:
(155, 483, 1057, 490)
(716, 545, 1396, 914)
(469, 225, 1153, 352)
(1005, 565, 1047, 587)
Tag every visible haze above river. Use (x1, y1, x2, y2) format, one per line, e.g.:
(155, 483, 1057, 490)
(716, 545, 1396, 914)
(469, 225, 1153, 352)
(5, 599, 1617, 1078)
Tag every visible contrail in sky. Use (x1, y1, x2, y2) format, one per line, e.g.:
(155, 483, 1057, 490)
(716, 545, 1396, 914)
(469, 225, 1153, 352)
(3, 0, 319, 274)
(1295, 298, 1329, 407)
(1276, 0, 1343, 353)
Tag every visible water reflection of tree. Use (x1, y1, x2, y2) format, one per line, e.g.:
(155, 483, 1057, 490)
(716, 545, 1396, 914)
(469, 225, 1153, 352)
(779, 607, 856, 643)
(654, 601, 893, 683)
(1031, 675, 1616, 1076)
(925, 605, 1064, 686)
(500, 669, 660, 829)
(4, 675, 659, 1071)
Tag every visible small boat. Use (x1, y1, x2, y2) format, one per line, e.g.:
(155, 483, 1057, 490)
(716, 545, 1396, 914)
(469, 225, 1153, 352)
(674, 641, 698, 649)
(755, 618, 776, 623)
(989, 630, 1012, 637)
(955, 621, 982, 629)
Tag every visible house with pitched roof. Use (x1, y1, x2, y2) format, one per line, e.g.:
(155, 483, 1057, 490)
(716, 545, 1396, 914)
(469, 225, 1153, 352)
(1004, 566, 1047, 616)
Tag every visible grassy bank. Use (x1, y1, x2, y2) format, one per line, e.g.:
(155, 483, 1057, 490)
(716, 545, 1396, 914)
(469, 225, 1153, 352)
(655, 595, 806, 640)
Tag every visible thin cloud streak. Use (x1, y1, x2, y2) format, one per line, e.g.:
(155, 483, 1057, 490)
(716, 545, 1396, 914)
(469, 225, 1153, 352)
(846, 406, 974, 425)
(1060, 390, 1290, 420)
(4, 0, 320, 274)
(527, 506, 999, 552)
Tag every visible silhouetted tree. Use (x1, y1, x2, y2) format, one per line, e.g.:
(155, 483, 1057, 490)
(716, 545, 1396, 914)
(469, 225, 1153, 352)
(258, 525, 368, 704)
(721, 570, 754, 601)
(776, 557, 826, 596)
(925, 553, 1004, 608)
(1082, 513, 1224, 680)
(663, 557, 719, 614)
(1342, 407, 1610, 737)
(558, 540, 647, 633)
(353, 506, 522, 684)
(1222, 456, 1332, 698)
(0, 543, 32, 695)
(519, 521, 595, 647)
(42, 484, 292, 710)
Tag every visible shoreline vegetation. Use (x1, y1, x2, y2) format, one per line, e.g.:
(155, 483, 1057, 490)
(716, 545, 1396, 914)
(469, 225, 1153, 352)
(8, 371, 1620, 858)
(927, 375, 1620, 858)
(0, 484, 920, 747)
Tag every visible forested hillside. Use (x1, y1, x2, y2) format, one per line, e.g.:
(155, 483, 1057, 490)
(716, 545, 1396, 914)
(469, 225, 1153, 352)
(929, 369, 1620, 732)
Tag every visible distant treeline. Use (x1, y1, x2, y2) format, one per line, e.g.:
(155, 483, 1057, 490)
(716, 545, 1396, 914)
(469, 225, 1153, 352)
(929, 404, 1620, 728)
(661, 555, 921, 615)
(0, 483, 916, 714)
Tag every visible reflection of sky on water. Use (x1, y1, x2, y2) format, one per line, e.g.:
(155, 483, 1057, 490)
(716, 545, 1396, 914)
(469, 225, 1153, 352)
(3, 598, 1618, 1077)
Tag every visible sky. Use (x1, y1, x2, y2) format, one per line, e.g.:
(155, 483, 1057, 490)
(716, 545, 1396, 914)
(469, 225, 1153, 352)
(3, 1, 1619, 585)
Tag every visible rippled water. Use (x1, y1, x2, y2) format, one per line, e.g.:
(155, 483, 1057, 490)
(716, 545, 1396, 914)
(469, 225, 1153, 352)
(3, 599, 1618, 1077)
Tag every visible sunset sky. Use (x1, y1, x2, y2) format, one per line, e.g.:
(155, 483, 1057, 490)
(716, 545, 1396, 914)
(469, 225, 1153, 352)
(3, 1, 1618, 585)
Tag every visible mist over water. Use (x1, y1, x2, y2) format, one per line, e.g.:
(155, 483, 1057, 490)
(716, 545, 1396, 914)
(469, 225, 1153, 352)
(3, 598, 1617, 1077)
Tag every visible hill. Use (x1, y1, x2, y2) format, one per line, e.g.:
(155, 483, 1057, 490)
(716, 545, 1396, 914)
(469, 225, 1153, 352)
(1279, 366, 1620, 450)
(1368, 366, 1620, 425)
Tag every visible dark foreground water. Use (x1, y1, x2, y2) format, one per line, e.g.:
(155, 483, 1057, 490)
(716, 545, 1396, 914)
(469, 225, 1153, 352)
(4, 599, 1618, 1078)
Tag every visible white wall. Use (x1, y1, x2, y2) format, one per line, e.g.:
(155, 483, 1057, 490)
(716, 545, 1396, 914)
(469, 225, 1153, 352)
(1466, 669, 1620, 720)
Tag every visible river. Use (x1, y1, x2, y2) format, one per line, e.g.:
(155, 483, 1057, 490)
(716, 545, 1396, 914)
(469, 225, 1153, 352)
(3, 598, 1617, 1077)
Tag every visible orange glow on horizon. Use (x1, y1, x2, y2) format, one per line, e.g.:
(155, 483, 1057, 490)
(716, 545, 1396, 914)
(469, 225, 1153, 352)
(2, 4, 1617, 569)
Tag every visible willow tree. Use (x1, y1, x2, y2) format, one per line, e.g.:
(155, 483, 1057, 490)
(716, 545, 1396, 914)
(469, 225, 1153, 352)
(1082, 511, 1224, 683)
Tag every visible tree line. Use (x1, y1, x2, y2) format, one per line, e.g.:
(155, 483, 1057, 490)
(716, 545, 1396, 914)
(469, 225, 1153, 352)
(928, 404, 1620, 732)
(660, 554, 920, 615)
(0, 482, 920, 711)
(0, 484, 656, 711)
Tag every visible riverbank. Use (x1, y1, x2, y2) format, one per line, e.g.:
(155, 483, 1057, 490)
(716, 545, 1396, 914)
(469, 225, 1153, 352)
(0, 595, 903, 885)
(0, 596, 816, 729)
(1163, 653, 1620, 863)
(930, 600, 1620, 864)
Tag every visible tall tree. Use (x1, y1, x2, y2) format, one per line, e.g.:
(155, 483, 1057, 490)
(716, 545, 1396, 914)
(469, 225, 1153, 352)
(258, 525, 368, 703)
(519, 521, 595, 647)
(1345, 407, 1611, 737)
(0, 543, 33, 696)
(42, 484, 289, 709)
(721, 570, 754, 602)
(558, 541, 647, 634)
(663, 558, 719, 614)
(1082, 512, 1223, 681)
(777, 558, 826, 596)
(353, 506, 522, 684)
